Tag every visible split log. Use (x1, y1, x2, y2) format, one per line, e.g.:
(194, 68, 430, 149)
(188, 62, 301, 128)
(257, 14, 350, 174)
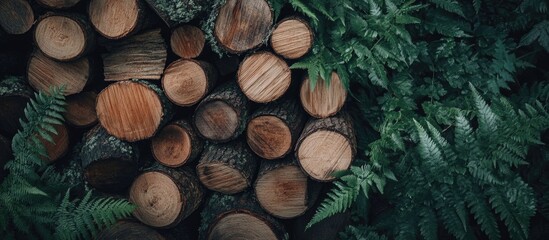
(0, 76, 33, 137)
(27, 50, 94, 96)
(40, 123, 70, 163)
(214, 0, 273, 54)
(237, 51, 291, 103)
(246, 98, 306, 159)
(162, 59, 217, 107)
(170, 25, 205, 59)
(97, 221, 165, 240)
(96, 80, 173, 142)
(196, 140, 257, 194)
(64, 91, 98, 128)
(34, 12, 95, 62)
(270, 17, 313, 59)
(88, 0, 149, 39)
(193, 82, 250, 143)
(151, 119, 204, 167)
(0, 0, 34, 35)
(130, 165, 204, 228)
(102, 29, 167, 81)
(80, 125, 140, 192)
(199, 192, 287, 240)
(144, 0, 211, 27)
(0, 134, 11, 180)
(36, 0, 81, 9)
(300, 72, 347, 118)
(295, 113, 357, 181)
(254, 157, 321, 219)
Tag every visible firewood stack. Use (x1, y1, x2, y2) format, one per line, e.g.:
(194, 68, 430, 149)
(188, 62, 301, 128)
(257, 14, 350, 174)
(0, 0, 356, 238)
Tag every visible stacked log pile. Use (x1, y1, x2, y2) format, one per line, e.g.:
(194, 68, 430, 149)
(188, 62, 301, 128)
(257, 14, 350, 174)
(0, 0, 356, 238)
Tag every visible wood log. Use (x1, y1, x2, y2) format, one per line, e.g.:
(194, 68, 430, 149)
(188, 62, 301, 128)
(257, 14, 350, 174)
(295, 113, 357, 181)
(214, 0, 273, 54)
(64, 91, 98, 128)
(40, 123, 70, 163)
(300, 72, 347, 118)
(80, 125, 140, 192)
(34, 12, 96, 62)
(88, 0, 149, 39)
(170, 25, 205, 59)
(193, 82, 250, 143)
(97, 220, 165, 240)
(162, 59, 217, 107)
(237, 51, 291, 103)
(246, 98, 306, 159)
(27, 50, 93, 96)
(270, 17, 313, 59)
(196, 140, 257, 194)
(36, 0, 81, 9)
(254, 157, 321, 219)
(96, 80, 173, 142)
(144, 0, 210, 27)
(0, 76, 33, 137)
(0, 134, 11, 180)
(0, 0, 34, 35)
(102, 29, 167, 81)
(130, 165, 204, 228)
(199, 192, 287, 240)
(151, 119, 204, 168)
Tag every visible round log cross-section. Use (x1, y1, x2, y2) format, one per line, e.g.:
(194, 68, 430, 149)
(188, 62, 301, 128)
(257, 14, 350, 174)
(34, 13, 95, 61)
(237, 52, 291, 103)
(295, 113, 357, 181)
(88, 0, 143, 39)
(300, 72, 347, 118)
(0, 0, 34, 35)
(130, 167, 204, 228)
(37, 0, 81, 9)
(64, 91, 98, 128)
(214, 0, 273, 54)
(151, 120, 204, 167)
(270, 17, 313, 59)
(170, 25, 205, 59)
(162, 59, 217, 107)
(96, 80, 172, 142)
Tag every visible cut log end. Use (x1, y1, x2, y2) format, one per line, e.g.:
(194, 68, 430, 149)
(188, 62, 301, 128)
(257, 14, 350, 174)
(297, 130, 353, 181)
(238, 52, 291, 103)
(255, 165, 309, 218)
(130, 171, 183, 228)
(27, 51, 90, 96)
(0, 0, 34, 35)
(214, 0, 273, 53)
(37, 0, 81, 9)
(246, 116, 292, 159)
(300, 72, 347, 118)
(89, 0, 140, 39)
(271, 18, 313, 59)
(84, 158, 138, 191)
(41, 123, 70, 163)
(194, 101, 238, 141)
(34, 15, 87, 61)
(96, 81, 164, 142)
(171, 25, 205, 59)
(162, 60, 210, 107)
(152, 124, 192, 167)
(64, 91, 98, 127)
(197, 163, 249, 195)
(208, 213, 278, 240)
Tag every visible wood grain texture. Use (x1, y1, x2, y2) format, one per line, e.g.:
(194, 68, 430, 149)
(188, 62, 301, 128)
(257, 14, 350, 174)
(36, 0, 81, 9)
(130, 166, 204, 228)
(214, 0, 273, 54)
(40, 123, 69, 163)
(162, 59, 217, 106)
(151, 119, 204, 167)
(0, 0, 34, 35)
(0, 76, 33, 137)
(237, 51, 291, 103)
(27, 50, 92, 96)
(300, 72, 347, 118)
(102, 29, 167, 81)
(88, 0, 143, 39)
(295, 113, 357, 181)
(171, 25, 205, 59)
(270, 17, 313, 59)
(64, 91, 98, 127)
(97, 221, 166, 240)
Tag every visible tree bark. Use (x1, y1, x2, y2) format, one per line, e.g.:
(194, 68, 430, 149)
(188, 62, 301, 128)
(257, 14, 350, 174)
(193, 82, 250, 143)
(196, 140, 257, 194)
(97, 220, 166, 240)
(162, 59, 217, 107)
(0, 0, 34, 35)
(145, 0, 211, 27)
(130, 165, 204, 229)
(0, 76, 33, 137)
(247, 97, 306, 159)
(80, 125, 140, 193)
(300, 72, 347, 118)
(270, 17, 314, 59)
(199, 191, 288, 240)
(151, 119, 204, 167)
(88, 0, 152, 39)
(295, 112, 357, 181)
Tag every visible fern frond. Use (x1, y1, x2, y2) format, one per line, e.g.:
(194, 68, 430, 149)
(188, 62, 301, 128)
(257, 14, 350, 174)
(429, 0, 465, 17)
(307, 177, 360, 229)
